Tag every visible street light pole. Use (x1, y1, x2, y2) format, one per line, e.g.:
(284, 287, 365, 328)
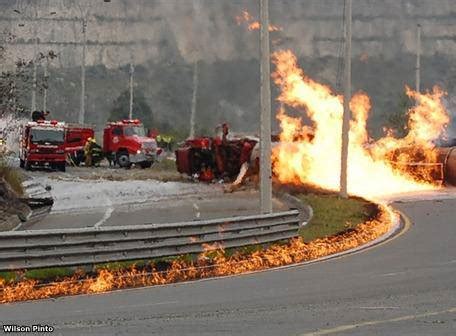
(339, 0, 352, 198)
(189, 60, 198, 139)
(129, 61, 134, 120)
(43, 56, 48, 112)
(259, 0, 272, 213)
(416, 24, 421, 94)
(79, 17, 87, 124)
(31, 30, 37, 113)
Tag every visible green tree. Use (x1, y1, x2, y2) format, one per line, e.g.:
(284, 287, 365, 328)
(387, 92, 411, 137)
(109, 90, 154, 129)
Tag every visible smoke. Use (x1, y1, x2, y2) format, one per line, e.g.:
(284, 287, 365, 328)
(442, 95, 456, 140)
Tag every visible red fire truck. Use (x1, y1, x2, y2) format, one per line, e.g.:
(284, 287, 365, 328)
(19, 120, 67, 171)
(103, 119, 159, 168)
(65, 124, 95, 166)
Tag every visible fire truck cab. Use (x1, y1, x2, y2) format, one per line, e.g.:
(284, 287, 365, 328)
(103, 119, 158, 168)
(19, 120, 66, 171)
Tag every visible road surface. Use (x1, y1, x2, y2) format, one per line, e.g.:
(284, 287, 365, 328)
(1, 198, 455, 335)
(19, 175, 287, 230)
(25, 191, 287, 230)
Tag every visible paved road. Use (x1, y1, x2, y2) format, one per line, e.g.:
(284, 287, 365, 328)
(21, 191, 287, 230)
(1, 198, 455, 335)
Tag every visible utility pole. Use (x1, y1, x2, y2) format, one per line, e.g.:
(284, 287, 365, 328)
(31, 27, 38, 113)
(129, 61, 134, 119)
(189, 60, 198, 138)
(416, 24, 421, 93)
(43, 56, 48, 112)
(79, 17, 87, 124)
(259, 0, 272, 213)
(339, 0, 352, 198)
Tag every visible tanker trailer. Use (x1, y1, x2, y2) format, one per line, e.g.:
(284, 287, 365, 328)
(437, 147, 456, 186)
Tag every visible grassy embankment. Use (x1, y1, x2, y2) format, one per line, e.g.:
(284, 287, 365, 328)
(0, 193, 374, 284)
(298, 194, 375, 242)
(0, 159, 23, 195)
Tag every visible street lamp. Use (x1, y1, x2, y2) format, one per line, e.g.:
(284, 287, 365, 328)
(259, 0, 272, 213)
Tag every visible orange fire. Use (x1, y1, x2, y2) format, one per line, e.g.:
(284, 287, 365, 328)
(0, 206, 393, 303)
(235, 10, 282, 32)
(272, 50, 449, 199)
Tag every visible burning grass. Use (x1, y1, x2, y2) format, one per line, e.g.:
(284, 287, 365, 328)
(0, 203, 394, 304)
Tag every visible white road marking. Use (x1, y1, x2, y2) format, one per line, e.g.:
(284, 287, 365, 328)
(11, 222, 23, 231)
(299, 307, 456, 336)
(94, 196, 113, 228)
(357, 306, 400, 310)
(378, 271, 407, 277)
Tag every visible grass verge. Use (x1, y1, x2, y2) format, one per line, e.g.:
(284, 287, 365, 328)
(298, 193, 375, 242)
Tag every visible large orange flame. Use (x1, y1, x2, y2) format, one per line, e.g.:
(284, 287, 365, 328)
(272, 50, 449, 199)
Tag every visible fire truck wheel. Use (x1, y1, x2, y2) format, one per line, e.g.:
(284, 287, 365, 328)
(58, 163, 66, 172)
(116, 152, 131, 169)
(139, 161, 152, 169)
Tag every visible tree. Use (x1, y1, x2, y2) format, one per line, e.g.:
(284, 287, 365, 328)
(1, 29, 57, 118)
(387, 92, 411, 137)
(109, 90, 154, 129)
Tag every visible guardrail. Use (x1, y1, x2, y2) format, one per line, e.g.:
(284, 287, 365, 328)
(0, 209, 301, 271)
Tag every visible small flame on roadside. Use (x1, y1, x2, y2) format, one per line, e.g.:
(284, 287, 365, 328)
(0, 206, 393, 303)
(235, 10, 282, 32)
(271, 50, 449, 199)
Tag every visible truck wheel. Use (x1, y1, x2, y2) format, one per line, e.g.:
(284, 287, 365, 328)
(19, 159, 25, 168)
(117, 152, 131, 168)
(139, 161, 152, 169)
(58, 163, 66, 172)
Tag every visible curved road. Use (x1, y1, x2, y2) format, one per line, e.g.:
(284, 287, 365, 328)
(1, 198, 456, 335)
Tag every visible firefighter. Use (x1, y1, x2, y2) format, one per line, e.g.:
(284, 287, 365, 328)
(84, 137, 97, 167)
(31, 110, 50, 122)
(162, 135, 173, 151)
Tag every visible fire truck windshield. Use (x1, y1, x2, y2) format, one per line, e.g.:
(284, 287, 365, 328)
(124, 126, 145, 137)
(30, 128, 64, 144)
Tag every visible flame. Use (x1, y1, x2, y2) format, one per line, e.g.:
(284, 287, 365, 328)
(272, 50, 449, 199)
(235, 10, 282, 32)
(88, 269, 114, 293)
(0, 206, 393, 303)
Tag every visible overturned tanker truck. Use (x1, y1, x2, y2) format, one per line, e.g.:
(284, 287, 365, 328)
(437, 146, 456, 186)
